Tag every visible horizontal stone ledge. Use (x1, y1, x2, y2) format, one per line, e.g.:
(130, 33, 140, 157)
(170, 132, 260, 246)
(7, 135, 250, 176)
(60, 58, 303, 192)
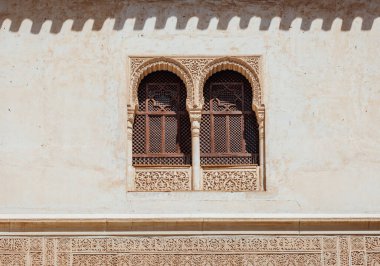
(1, 218, 380, 234)
(2, 213, 380, 219)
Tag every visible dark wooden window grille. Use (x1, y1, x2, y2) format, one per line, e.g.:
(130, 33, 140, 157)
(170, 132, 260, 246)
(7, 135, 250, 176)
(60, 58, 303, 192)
(200, 70, 259, 166)
(132, 71, 192, 166)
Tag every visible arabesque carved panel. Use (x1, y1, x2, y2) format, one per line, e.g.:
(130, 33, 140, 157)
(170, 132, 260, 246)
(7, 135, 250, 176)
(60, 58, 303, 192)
(0, 235, 379, 265)
(134, 168, 191, 191)
(202, 168, 260, 191)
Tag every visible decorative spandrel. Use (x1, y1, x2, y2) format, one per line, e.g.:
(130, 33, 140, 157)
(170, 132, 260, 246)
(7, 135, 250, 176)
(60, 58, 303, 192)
(129, 56, 263, 110)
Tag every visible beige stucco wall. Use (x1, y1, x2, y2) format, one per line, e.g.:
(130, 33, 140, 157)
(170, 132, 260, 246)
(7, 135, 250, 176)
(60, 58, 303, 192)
(0, 0, 379, 216)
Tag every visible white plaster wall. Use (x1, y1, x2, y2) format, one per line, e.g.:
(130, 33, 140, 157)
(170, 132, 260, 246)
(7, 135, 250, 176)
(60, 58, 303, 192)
(0, 0, 379, 215)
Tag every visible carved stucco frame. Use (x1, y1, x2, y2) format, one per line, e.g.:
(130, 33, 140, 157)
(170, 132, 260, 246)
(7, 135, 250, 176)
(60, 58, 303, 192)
(127, 56, 265, 192)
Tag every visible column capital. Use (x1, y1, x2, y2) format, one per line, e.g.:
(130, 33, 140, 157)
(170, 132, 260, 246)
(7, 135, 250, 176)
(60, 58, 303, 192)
(256, 105, 265, 123)
(256, 105, 265, 140)
(188, 110, 202, 123)
(127, 108, 135, 129)
(189, 110, 202, 138)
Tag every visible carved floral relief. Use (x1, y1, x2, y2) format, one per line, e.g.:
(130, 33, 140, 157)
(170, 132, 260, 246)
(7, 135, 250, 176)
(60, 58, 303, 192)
(202, 168, 259, 191)
(135, 169, 191, 191)
(0, 235, 376, 265)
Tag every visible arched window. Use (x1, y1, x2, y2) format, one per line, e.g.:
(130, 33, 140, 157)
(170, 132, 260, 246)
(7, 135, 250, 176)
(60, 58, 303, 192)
(132, 71, 192, 166)
(200, 70, 259, 166)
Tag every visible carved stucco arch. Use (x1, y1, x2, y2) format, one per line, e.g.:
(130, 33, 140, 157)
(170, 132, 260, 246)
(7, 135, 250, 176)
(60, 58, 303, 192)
(130, 57, 194, 111)
(198, 57, 263, 112)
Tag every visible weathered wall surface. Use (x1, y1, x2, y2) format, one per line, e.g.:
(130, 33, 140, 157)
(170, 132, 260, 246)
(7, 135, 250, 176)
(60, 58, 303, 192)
(0, 0, 379, 215)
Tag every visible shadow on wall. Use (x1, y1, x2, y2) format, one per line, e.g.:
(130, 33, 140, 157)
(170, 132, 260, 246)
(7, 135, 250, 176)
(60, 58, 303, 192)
(0, 0, 379, 34)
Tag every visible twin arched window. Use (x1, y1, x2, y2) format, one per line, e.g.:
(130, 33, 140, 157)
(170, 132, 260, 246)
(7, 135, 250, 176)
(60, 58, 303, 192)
(132, 70, 259, 166)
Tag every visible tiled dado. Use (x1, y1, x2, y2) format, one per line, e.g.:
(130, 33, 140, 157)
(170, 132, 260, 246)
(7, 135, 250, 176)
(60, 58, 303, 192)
(0, 235, 379, 265)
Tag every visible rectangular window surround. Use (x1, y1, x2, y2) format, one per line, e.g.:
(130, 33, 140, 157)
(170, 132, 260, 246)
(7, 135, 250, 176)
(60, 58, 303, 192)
(126, 56, 266, 192)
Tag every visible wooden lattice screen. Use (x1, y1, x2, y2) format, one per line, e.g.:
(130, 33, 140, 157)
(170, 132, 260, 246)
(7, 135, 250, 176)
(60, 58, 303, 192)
(200, 70, 259, 166)
(132, 71, 192, 166)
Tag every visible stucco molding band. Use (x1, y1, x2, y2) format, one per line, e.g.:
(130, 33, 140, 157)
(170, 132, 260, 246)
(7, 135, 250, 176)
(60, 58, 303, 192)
(0, 234, 380, 265)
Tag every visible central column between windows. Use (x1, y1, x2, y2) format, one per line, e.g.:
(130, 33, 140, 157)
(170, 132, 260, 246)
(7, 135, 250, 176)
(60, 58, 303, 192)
(189, 111, 202, 190)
